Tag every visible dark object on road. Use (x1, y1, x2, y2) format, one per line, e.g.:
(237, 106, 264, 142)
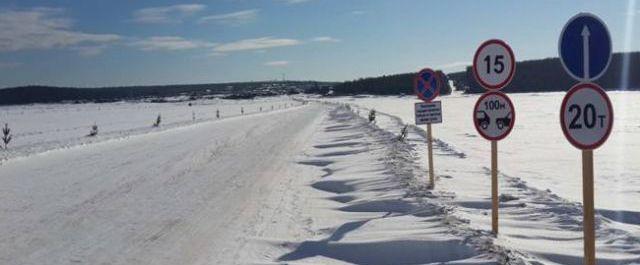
(88, 123, 98, 137)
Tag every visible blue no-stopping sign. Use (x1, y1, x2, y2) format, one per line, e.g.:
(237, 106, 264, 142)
(414, 68, 441, 102)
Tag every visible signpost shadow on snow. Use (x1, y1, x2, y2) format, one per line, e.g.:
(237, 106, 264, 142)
(280, 104, 509, 264)
(278, 226, 476, 265)
(324, 90, 640, 263)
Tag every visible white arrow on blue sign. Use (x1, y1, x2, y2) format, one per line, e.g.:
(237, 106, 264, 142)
(559, 13, 612, 82)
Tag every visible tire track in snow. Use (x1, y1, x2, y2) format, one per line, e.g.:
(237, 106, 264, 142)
(0, 104, 325, 265)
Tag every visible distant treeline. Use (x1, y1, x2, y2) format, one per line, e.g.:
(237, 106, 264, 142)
(449, 52, 640, 93)
(0, 81, 328, 105)
(331, 71, 452, 96)
(4, 52, 640, 105)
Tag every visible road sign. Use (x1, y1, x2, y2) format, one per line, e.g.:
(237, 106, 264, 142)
(559, 13, 612, 82)
(415, 101, 442, 125)
(473, 91, 515, 141)
(414, 68, 441, 102)
(560, 83, 613, 150)
(473, 39, 516, 90)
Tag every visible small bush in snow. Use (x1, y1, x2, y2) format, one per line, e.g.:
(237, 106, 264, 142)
(192, 111, 196, 122)
(398, 124, 409, 141)
(153, 114, 161, 127)
(216, 109, 220, 119)
(88, 123, 98, 137)
(368, 109, 376, 123)
(241, 107, 244, 115)
(2, 123, 11, 149)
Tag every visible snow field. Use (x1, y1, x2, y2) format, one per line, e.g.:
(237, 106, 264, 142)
(2, 92, 639, 264)
(325, 93, 640, 264)
(0, 96, 303, 160)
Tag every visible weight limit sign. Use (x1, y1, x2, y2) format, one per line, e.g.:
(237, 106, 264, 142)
(473, 91, 515, 141)
(560, 83, 613, 150)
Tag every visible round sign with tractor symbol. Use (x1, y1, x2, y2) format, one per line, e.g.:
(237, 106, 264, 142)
(473, 91, 515, 141)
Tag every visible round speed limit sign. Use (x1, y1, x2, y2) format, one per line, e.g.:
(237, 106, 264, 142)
(560, 83, 613, 150)
(473, 39, 516, 90)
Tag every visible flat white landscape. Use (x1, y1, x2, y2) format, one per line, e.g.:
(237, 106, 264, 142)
(0, 93, 638, 264)
(327, 91, 640, 264)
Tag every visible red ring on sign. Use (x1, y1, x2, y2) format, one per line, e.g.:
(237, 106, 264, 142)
(472, 39, 516, 91)
(414, 68, 441, 102)
(559, 82, 614, 150)
(472, 91, 516, 141)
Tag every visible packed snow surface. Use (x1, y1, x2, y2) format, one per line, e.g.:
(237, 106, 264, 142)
(326, 91, 640, 264)
(0, 94, 639, 264)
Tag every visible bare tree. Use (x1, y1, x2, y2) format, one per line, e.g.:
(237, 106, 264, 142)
(368, 109, 376, 123)
(398, 124, 409, 141)
(88, 123, 98, 137)
(2, 123, 11, 149)
(153, 113, 161, 127)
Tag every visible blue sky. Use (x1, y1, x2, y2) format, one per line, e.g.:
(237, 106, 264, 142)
(0, 0, 638, 88)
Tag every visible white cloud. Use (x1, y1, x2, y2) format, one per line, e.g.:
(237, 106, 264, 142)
(73, 45, 109, 57)
(199, 9, 258, 25)
(0, 8, 121, 54)
(438, 61, 470, 70)
(0, 61, 21, 69)
(311, 36, 340, 43)
(131, 36, 215, 51)
(132, 4, 205, 24)
(213, 37, 301, 52)
(264, 60, 289, 66)
(207, 52, 227, 57)
(278, 0, 312, 4)
(351, 10, 366, 16)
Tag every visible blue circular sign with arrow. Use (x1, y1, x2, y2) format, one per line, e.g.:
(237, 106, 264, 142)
(559, 13, 612, 82)
(414, 68, 441, 102)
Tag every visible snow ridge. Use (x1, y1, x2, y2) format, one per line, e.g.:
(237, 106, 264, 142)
(337, 101, 640, 264)
(281, 104, 527, 264)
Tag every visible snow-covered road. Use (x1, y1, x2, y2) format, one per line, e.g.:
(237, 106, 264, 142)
(4, 98, 637, 264)
(0, 105, 323, 264)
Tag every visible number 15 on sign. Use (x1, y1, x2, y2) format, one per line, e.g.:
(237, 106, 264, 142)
(473, 39, 516, 91)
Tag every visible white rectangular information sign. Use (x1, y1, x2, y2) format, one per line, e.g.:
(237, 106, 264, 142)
(415, 101, 442, 125)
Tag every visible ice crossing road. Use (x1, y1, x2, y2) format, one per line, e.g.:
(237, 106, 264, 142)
(0, 105, 324, 265)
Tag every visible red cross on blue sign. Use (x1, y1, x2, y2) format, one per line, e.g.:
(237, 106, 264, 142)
(414, 68, 441, 102)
